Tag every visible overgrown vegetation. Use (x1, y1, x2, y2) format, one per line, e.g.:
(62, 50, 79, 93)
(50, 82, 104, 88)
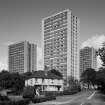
(23, 86, 35, 98)
(81, 44, 105, 93)
(81, 68, 96, 89)
(0, 71, 25, 92)
(63, 76, 81, 95)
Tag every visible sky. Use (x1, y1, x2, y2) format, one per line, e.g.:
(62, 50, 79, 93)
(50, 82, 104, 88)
(0, 0, 105, 70)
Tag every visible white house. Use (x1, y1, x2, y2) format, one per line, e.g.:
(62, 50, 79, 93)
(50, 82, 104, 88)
(25, 71, 63, 91)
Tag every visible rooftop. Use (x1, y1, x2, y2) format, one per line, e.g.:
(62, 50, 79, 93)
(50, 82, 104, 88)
(25, 70, 62, 80)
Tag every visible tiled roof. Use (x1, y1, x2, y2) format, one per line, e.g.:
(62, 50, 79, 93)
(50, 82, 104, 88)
(25, 71, 62, 80)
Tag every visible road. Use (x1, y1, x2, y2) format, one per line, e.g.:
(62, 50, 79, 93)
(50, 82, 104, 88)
(29, 90, 105, 105)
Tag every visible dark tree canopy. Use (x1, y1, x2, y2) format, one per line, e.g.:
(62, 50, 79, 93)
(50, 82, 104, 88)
(65, 76, 81, 92)
(80, 45, 105, 91)
(96, 45, 105, 92)
(68, 76, 79, 87)
(97, 47, 105, 66)
(95, 68, 105, 91)
(0, 71, 25, 91)
(50, 69, 63, 78)
(81, 68, 96, 88)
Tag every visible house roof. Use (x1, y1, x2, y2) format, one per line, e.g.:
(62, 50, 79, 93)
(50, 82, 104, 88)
(25, 71, 62, 80)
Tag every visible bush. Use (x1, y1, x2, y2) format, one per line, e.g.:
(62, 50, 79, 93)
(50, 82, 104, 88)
(44, 91, 63, 96)
(63, 87, 81, 95)
(46, 95, 56, 100)
(55, 91, 63, 96)
(7, 90, 22, 95)
(63, 84, 81, 95)
(0, 94, 9, 101)
(23, 86, 35, 98)
(13, 99, 30, 105)
(32, 95, 56, 103)
(63, 90, 77, 95)
(0, 99, 30, 105)
(45, 91, 56, 96)
(0, 101, 12, 105)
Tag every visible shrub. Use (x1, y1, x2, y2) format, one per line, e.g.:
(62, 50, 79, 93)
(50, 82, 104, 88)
(13, 99, 30, 105)
(63, 84, 81, 95)
(44, 91, 63, 96)
(45, 91, 56, 96)
(0, 99, 30, 105)
(32, 95, 56, 103)
(63, 87, 81, 95)
(54, 91, 63, 96)
(23, 86, 35, 98)
(0, 94, 9, 101)
(0, 101, 12, 105)
(7, 90, 22, 95)
(46, 95, 56, 100)
(63, 90, 77, 95)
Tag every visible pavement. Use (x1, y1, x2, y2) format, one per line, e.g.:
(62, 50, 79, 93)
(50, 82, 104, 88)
(29, 90, 101, 105)
(0, 89, 104, 105)
(81, 91, 105, 105)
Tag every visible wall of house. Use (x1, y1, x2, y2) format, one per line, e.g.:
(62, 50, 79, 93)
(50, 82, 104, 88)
(25, 78, 63, 91)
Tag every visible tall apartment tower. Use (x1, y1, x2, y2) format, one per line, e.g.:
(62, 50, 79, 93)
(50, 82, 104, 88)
(8, 41, 37, 74)
(42, 9, 80, 81)
(80, 47, 97, 76)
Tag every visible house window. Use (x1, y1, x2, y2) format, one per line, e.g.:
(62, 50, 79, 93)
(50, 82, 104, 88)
(42, 79, 44, 83)
(35, 78, 38, 83)
(30, 79, 33, 85)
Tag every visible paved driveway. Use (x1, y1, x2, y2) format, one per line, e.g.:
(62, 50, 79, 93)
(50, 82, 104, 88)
(29, 90, 94, 105)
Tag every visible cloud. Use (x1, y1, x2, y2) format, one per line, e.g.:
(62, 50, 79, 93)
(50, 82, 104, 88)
(37, 47, 43, 70)
(81, 34, 105, 49)
(0, 56, 8, 71)
(3, 41, 15, 46)
(0, 62, 8, 71)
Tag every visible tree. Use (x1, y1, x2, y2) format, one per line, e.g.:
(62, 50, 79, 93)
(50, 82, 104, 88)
(0, 71, 25, 91)
(0, 71, 11, 89)
(96, 46, 105, 92)
(68, 76, 75, 87)
(64, 76, 81, 93)
(50, 69, 63, 78)
(81, 68, 96, 89)
(10, 73, 25, 91)
(44, 65, 49, 71)
(95, 68, 105, 92)
(97, 47, 105, 66)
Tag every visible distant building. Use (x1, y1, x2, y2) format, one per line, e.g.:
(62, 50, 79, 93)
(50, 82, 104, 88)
(80, 47, 97, 76)
(25, 71, 63, 91)
(42, 9, 80, 82)
(8, 41, 37, 74)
